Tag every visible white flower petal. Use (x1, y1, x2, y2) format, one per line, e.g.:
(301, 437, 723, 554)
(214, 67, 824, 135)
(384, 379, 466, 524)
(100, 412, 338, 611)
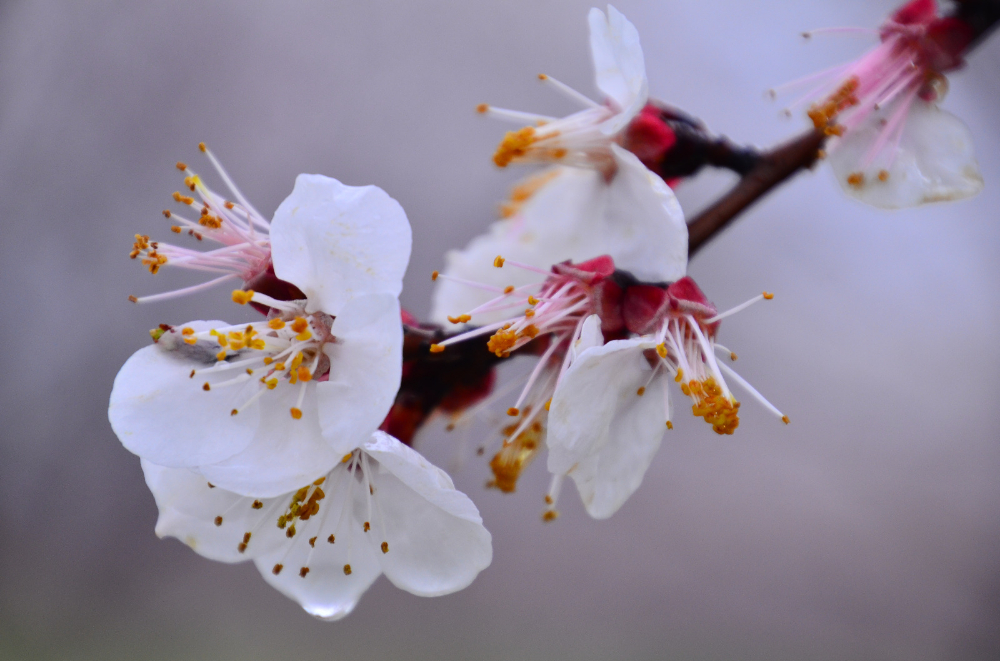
(429, 150, 686, 325)
(254, 476, 382, 621)
(589, 5, 648, 134)
(109, 321, 259, 468)
(547, 339, 666, 518)
(270, 174, 412, 315)
(363, 432, 492, 596)
(829, 101, 983, 209)
(142, 459, 290, 562)
(198, 382, 341, 498)
(316, 294, 403, 456)
(572, 314, 604, 361)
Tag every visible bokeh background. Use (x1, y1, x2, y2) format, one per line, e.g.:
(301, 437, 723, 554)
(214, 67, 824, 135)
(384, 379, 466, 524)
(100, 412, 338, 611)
(1, 1, 998, 659)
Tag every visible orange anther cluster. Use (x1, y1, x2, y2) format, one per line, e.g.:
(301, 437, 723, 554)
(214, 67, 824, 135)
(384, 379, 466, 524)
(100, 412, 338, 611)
(681, 377, 740, 435)
(493, 127, 536, 167)
(488, 410, 544, 493)
(807, 77, 859, 135)
(429, 343, 445, 353)
(447, 314, 472, 324)
(486, 327, 517, 357)
(494, 255, 506, 268)
(231, 289, 255, 305)
(499, 169, 560, 218)
(172, 191, 195, 205)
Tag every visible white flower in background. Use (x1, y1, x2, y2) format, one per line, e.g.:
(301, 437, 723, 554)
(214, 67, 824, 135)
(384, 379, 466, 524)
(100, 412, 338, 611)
(546, 278, 789, 519)
(128, 143, 275, 304)
(143, 431, 492, 621)
(110, 174, 412, 497)
(773, 0, 982, 208)
(430, 6, 685, 327)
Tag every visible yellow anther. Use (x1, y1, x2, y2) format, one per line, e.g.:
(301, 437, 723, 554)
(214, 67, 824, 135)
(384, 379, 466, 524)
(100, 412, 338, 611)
(216, 350, 227, 361)
(524, 308, 535, 318)
(544, 398, 551, 411)
(296, 366, 312, 382)
(527, 296, 539, 305)
(782, 415, 790, 425)
(343, 564, 352, 576)
(181, 327, 195, 335)
(172, 192, 195, 205)
(429, 343, 445, 353)
(656, 343, 668, 358)
(290, 407, 303, 420)
(183, 337, 197, 346)
(503, 285, 514, 294)
(762, 292, 774, 300)
(290, 317, 309, 333)
(636, 387, 646, 396)
(494, 255, 506, 268)
(381, 541, 389, 554)
(274, 362, 286, 371)
(878, 169, 890, 182)
(431, 270, 439, 280)
(230, 409, 238, 416)
(521, 324, 539, 339)
(175, 161, 187, 171)
(846, 172, 864, 188)
(231, 289, 255, 305)
(342, 453, 352, 463)
(730, 352, 738, 361)
(295, 330, 312, 341)
(250, 339, 265, 350)
(476, 103, 488, 113)
(666, 421, 674, 429)
(267, 318, 285, 329)
(198, 142, 207, 152)
(263, 356, 273, 365)
(507, 407, 519, 417)
(493, 127, 536, 167)
(675, 368, 684, 383)
(542, 510, 559, 522)
(170, 225, 181, 233)
(265, 378, 278, 390)
(447, 314, 472, 324)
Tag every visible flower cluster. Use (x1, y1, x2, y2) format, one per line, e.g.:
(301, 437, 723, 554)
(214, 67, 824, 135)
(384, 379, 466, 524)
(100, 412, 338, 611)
(108, 1, 989, 623)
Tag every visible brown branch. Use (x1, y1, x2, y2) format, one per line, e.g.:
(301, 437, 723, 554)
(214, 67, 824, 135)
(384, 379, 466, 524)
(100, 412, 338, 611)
(687, 128, 826, 257)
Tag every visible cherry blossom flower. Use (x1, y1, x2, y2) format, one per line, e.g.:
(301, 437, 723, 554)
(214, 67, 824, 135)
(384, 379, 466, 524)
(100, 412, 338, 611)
(142, 431, 492, 620)
(110, 174, 412, 497)
(546, 277, 789, 519)
(430, 256, 618, 496)
(431, 6, 686, 327)
(773, 0, 982, 208)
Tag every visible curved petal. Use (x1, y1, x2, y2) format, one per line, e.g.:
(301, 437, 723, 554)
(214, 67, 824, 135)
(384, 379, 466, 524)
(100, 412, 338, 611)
(589, 5, 648, 133)
(429, 154, 686, 325)
(270, 174, 413, 315)
(829, 101, 983, 209)
(547, 339, 666, 518)
(253, 466, 382, 621)
(198, 382, 341, 498)
(572, 314, 604, 362)
(363, 432, 493, 596)
(109, 321, 259, 468)
(317, 294, 403, 456)
(142, 459, 291, 562)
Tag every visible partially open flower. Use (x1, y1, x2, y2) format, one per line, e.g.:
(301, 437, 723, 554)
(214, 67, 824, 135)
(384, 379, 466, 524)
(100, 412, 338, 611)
(773, 0, 982, 208)
(143, 431, 492, 620)
(483, 5, 647, 172)
(546, 277, 788, 519)
(110, 174, 412, 497)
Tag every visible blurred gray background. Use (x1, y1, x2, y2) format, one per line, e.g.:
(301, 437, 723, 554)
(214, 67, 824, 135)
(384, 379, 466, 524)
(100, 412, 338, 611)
(1, 1, 998, 659)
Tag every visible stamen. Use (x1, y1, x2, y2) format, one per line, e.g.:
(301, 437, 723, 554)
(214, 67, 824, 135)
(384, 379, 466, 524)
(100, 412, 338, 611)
(536, 73, 601, 109)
